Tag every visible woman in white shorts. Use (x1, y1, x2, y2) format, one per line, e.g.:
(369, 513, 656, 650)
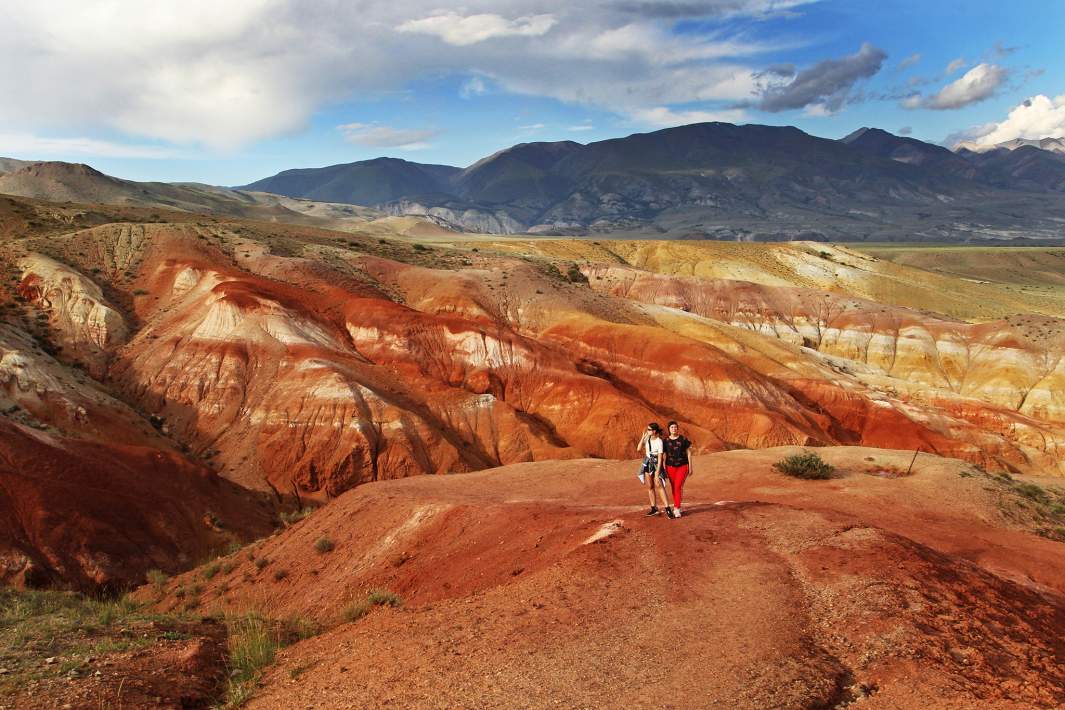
(636, 422, 674, 517)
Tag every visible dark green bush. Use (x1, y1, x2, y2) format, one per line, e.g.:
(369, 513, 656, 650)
(773, 452, 835, 480)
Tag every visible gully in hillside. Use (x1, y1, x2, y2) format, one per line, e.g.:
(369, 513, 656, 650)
(637, 422, 676, 518)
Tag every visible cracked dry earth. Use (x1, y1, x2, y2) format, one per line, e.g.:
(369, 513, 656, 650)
(148, 447, 1065, 709)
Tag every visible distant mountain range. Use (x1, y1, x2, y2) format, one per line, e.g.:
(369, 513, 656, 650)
(4, 122, 1065, 241)
(241, 123, 1065, 239)
(954, 137, 1065, 155)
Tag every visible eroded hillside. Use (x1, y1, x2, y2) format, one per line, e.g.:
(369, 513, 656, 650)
(3, 207, 1065, 589)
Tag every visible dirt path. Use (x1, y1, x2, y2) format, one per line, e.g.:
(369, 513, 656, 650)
(244, 500, 1063, 708)
(133, 446, 1065, 708)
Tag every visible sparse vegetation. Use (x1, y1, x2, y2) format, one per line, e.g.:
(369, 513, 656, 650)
(202, 561, 222, 580)
(566, 263, 588, 284)
(314, 536, 335, 553)
(773, 451, 835, 480)
(146, 568, 168, 588)
(342, 599, 372, 622)
(221, 612, 322, 706)
(0, 588, 180, 697)
(367, 589, 403, 607)
(280, 507, 316, 525)
(223, 613, 277, 707)
(273, 568, 289, 581)
(341, 588, 404, 624)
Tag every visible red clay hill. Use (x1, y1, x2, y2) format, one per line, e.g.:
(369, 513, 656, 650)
(139, 447, 1065, 709)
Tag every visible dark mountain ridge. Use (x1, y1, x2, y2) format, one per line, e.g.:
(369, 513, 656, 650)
(237, 122, 1065, 239)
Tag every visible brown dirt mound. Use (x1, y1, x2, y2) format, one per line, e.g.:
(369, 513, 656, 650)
(146, 447, 1065, 708)
(0, 419, 273, 592)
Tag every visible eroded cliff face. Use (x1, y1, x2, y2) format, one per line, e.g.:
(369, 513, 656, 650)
(583, 263, 1065, 420)
(4, 222, 1065, 508)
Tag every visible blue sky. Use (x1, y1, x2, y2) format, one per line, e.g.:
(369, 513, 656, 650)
(1, 0, 1063, 185)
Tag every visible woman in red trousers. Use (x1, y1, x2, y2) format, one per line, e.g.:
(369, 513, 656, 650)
(662, 421, 693, 517)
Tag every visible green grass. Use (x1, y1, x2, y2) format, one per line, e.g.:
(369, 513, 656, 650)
(202, 561, 222, 580)
(223, 614, 276, 708)
(221, 613, 323, 708)
(341, 589, 404, 624)
(0, 588, 175, 696)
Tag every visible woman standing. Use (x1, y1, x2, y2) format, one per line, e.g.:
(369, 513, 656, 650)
(637, 422, 674, 517)
(662, 421, 693, 517)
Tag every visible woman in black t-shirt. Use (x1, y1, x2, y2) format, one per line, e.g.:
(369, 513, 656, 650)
(662, 421, 692, 517)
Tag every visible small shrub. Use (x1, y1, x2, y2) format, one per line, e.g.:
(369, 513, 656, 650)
(773, 452, 835, 480)
(366, 589, 403, 608)
(202, 562, 222, 580)
(273, 568, 289, 582)
(342, 600, 372, 622)
(341, 589, 403, 624)
(314, 537, 335, 554)
(254, 558, 269, 570)
(566, 264, 588, 284)
(412, 243, 429, 252)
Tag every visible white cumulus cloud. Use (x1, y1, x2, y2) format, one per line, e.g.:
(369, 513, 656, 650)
(950, 94, 1065, 148)
(908, 63, 1008, 110)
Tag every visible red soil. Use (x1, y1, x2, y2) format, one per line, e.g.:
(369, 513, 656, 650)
(148, 447, 1065, 708)
(0, 419, 273, 592)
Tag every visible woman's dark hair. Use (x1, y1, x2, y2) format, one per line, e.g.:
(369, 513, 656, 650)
(667, 420, 679, 428)
(648, 422, 662, 433)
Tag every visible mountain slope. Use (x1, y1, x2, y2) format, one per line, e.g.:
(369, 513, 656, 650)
(841, 127, 979, 178)
(241, 157, 459, 205)
(957, 145, 1065, 192)
(0, 160, 400, 232)
(0, 157, 32, 175)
